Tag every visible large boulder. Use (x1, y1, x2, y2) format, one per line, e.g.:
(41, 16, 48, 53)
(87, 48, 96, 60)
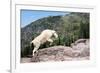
(21, 39, 89, 63)
(31, 46, 76, 62)
(31, 39, 89, 62)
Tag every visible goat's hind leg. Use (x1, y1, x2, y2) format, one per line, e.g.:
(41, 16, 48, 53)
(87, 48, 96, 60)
(32, 44, 40, 56)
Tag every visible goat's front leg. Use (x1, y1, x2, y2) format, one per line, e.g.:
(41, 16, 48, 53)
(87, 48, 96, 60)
(32, 44, 40, 56)
(47, 39, 53, 45)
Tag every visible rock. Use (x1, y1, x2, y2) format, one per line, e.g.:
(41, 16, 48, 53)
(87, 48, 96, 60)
(74, 39, 88, 45)
(31, 46, 73, 62)
(21, 58, 31, 63)
(20, 39, 89, 63)
(71, 39, 90, 57)
(31, 39, 89, 62)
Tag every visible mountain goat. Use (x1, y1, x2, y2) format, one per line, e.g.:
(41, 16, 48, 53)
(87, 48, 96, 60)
(30, 29, 58, 56)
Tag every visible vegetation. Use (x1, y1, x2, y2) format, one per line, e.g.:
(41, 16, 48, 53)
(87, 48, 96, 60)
(21, 12, 90, 57)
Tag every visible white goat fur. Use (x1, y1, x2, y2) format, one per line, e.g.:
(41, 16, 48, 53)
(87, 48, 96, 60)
(30, 29, 58, 56)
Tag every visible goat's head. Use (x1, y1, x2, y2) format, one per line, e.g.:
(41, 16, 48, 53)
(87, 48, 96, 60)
(52, 30, 58, 39)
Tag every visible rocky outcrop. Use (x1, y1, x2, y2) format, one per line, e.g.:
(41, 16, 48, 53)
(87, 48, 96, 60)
(71, 39, 89, 57)
(30, 39, 89, 62)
